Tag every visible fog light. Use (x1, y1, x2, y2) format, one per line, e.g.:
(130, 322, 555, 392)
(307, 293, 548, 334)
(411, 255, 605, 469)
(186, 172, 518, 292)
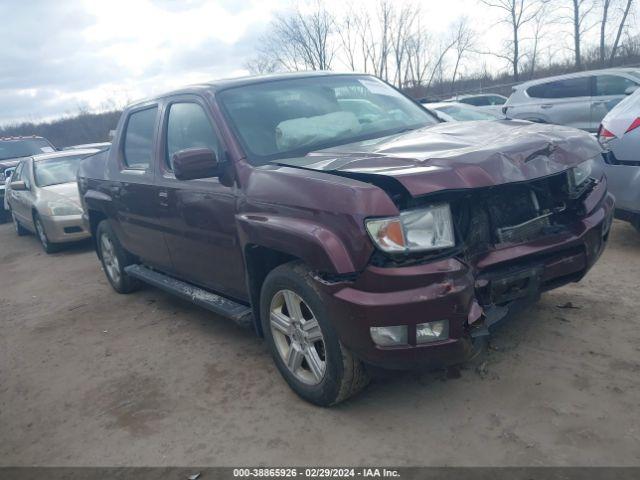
(370, 325, 408, 347)
(416, 320, 449, 344)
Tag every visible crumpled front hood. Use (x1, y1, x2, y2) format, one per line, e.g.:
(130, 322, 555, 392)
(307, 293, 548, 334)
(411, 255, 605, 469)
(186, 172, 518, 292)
(273, 119, 602, 196)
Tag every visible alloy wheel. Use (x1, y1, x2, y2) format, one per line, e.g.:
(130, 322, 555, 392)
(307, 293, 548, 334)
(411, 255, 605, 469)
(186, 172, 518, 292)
(269, 289, 326, 385)
(100, 233, 121, 285)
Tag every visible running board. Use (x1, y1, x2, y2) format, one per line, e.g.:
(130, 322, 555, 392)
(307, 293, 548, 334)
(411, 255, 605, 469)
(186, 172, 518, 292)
(124, 265, 253, 327)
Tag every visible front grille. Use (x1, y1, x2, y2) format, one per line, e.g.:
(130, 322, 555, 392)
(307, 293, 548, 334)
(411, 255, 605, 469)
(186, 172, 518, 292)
(455, 171, 585, 258)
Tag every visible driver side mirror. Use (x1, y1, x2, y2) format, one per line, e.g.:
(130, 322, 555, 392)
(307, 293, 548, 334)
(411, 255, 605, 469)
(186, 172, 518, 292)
(11, 180, 27, 191)
(625, 85, 639, 95)
(172, 148, 219, 181)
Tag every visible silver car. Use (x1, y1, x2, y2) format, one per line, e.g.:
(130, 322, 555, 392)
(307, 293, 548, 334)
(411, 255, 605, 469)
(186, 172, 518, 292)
(6, 149, 98, 253)
(423, 102, 500, 122)
(597, 88, 640, 232)
(504, 68, 640, 132)
(444, 93, 507, 116)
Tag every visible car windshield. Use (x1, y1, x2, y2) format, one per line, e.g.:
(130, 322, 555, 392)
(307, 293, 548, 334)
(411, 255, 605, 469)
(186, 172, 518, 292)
(34, 155, 86, 187)
(437, 105, 498, 121)
(217, 75, 438, 165)
(0, 138, 54, 160)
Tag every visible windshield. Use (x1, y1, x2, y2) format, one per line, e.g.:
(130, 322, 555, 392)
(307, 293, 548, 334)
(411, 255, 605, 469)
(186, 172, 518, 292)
(0, 138, 54, 160)
(437, 105, 498, 121)
(34, 155, 86, 187)
(217, 75, 438, 165)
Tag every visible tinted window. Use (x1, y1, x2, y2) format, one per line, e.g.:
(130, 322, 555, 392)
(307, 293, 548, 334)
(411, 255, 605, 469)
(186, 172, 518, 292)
(0, 138, 54, 161)
(166, 103, 218, 169)
(218, 75, 437, 165)
(123, 107, 157, 169)
(595, 75, 637, 96)
(527, 77, 591, 99)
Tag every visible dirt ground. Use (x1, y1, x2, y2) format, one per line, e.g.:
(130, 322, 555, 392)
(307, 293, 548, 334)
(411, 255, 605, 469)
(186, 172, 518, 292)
(0, 220, 639, 467)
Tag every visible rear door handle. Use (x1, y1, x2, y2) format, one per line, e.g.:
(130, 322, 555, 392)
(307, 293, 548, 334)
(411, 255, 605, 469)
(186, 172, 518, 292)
(158, 190, 169, 207)
(541, 104, 553, 109)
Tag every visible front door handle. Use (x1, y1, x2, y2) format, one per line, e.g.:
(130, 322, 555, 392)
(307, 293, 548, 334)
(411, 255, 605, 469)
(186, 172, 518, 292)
(541, 104, 553, 109)
(158, 190, 169, 207)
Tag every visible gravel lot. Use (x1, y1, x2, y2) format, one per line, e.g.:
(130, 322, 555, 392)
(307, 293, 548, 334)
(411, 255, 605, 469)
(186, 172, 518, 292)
(1, 220, 639, 467)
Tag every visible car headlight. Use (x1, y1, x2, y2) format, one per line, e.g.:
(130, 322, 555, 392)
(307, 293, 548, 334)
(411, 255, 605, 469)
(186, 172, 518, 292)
(46, 200, 83, 216)
(568, 159, 593, 193)
(365, 203, 455, 253)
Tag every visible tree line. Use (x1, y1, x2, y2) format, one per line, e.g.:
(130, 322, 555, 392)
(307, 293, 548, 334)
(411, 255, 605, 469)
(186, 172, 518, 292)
(0, 110, 121, 149)
(246, 0, 640, 97)
(3, 0, 638, 142)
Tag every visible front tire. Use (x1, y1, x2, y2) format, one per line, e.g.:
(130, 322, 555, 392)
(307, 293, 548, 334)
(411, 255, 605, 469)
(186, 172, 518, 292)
(33, 212, 59, 253)
(260, 261, 369, 406)
(96, 220, 140, 294)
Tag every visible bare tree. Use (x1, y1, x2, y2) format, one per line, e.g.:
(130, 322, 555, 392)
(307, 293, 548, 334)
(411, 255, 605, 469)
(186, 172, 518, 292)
(449, 18, 476, 92)
(254, 2, 336, 72)
(600, 0, 613, 63)
(337, 12, 359, 71)
(480, 0, 547, 81)
(609, 0, 636, 65)
(528, 1, 550, 76)
(563, 0, 597, 67)
(244, 54, 279, 75)
(390, 3, 420, 88)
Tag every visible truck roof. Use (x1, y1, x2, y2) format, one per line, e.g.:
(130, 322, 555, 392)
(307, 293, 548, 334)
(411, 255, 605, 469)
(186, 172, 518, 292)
(127, 71, 364, 108)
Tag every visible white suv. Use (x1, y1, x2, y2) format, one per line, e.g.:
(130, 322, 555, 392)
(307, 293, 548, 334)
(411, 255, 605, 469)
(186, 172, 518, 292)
(504, 68, 640, 132)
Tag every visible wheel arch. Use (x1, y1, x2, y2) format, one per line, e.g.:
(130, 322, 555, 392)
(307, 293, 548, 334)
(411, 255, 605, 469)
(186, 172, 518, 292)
(243, 244, 299, 337)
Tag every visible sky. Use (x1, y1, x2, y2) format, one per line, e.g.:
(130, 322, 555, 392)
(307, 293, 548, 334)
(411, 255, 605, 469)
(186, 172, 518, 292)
(0, 0, 611, 125)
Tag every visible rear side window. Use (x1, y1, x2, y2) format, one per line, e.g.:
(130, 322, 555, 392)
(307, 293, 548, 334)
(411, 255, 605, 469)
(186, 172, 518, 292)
(527, 77, 591, 99)
(166, 102, 219, 169)
(123, 107, 157, 169)
(595, 75, 637, 96)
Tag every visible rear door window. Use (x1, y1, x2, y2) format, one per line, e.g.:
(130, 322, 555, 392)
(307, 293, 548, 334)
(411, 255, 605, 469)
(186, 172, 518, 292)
(527, 77, 591, 99)
(165, 102, 219, 170)
(123, 107, 158, 169)
(595, 75, 638, 96)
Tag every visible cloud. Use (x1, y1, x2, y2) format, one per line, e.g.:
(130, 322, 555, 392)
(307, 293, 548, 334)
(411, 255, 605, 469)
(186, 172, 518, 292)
(0, 0, 282, 125)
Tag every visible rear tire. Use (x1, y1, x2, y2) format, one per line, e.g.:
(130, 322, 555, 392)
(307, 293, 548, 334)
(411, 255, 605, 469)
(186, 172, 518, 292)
(33, 212, 60, 254)
(260, 261, 369, 406)
(96, 220, 140, 294)
(12, 211, 28, 236)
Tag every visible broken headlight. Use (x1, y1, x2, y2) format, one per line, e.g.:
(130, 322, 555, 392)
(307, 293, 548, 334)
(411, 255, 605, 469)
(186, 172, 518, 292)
(568, 159, 593, 190)
(365, 203, 455, 253)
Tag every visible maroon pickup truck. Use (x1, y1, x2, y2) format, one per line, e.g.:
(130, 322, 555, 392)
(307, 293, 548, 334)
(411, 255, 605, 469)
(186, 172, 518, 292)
(78, 72, 614, 406)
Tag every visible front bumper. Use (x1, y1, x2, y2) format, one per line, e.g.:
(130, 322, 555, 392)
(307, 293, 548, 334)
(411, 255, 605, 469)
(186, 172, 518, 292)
(321, 180, 615, 370)
(40, 214, 91, 243)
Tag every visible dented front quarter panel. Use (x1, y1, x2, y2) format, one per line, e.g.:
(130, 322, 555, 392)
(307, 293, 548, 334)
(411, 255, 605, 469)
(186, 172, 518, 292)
(235, 160, 399, 273)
